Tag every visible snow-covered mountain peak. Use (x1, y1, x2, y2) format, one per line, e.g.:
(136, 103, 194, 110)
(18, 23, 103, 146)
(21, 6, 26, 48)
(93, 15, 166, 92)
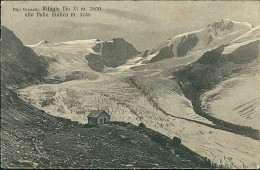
(35, 40, 49, 46)
(145, 19, 253, 62)
(207, 19, 252, 31)
(204, 19, 252, 40)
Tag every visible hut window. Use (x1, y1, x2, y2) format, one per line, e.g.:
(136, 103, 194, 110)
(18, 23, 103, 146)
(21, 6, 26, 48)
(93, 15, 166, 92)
(99, 119, 103, 123)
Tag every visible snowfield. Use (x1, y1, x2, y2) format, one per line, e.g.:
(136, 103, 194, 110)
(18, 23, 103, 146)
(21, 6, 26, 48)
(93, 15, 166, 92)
(230, 25, 260, 44)
(27, 39, 102, 81)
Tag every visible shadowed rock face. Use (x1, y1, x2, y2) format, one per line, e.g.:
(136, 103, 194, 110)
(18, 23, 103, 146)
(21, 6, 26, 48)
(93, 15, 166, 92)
(1, 26, 48, 88)
(142, 50, 149, 58)
(196, 45, 225, 65)
(149, 33, 199, 63)
(211, 20, 234, 31)
(85, 38, 139, 72)
(177, 34, 199, 57)
(197, 41, 259, 65)
(179, 40, 259, 95)
(207, 35, 213, 44)
(225, 22, 234, 30)
(1, 26, 24, 57)
(221, 41, 259, 64)
(149, 44, 174, 63)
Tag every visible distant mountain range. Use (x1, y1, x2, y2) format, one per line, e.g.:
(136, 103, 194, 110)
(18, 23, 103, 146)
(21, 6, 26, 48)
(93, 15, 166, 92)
(25, 19, 257, 74)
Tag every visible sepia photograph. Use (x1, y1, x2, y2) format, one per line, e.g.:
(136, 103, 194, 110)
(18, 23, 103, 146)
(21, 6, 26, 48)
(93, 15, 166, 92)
(1, 1, 260, 169)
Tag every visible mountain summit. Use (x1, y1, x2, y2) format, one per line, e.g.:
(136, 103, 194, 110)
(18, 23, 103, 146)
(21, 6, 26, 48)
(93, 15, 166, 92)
(35, 40, 49, 46)
(145, 19, 252, 63)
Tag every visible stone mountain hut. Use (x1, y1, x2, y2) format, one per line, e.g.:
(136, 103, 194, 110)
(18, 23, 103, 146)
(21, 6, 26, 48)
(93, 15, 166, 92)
(87, 110, 110, 125)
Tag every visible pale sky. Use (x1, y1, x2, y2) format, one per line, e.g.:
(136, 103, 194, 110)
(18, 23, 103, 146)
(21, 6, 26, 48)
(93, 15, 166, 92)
(2, 1, 259, 51)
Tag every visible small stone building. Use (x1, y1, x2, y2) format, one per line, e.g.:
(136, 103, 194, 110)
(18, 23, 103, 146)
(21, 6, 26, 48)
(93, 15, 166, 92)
(87, 110, 110, 125)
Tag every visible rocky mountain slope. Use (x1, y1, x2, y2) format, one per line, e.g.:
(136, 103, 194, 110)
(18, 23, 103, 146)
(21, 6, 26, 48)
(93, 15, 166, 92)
(85, 38, 139, 71)
(199, 26, 260, 130)
(143, 19, 252, 63)
(1, 26, 48, 88)
(177, 26, 260, 138)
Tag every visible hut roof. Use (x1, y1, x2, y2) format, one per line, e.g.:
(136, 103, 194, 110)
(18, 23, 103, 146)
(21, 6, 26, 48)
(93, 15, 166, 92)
(88, 110, 109, 118)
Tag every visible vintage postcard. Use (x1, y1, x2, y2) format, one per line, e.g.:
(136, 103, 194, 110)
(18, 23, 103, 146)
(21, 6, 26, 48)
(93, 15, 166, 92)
(1, 1, 259, 169)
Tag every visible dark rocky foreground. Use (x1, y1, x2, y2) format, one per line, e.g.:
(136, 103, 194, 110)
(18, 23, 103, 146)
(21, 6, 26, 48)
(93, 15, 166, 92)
(1, 87, 218, 169)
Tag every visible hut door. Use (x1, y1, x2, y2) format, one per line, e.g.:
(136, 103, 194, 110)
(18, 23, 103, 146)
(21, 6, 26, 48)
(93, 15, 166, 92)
(104, 118, 107, 123)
